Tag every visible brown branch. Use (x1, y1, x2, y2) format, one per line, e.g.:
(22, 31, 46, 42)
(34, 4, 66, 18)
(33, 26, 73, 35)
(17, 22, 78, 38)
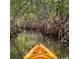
(12, 0, 27, 21)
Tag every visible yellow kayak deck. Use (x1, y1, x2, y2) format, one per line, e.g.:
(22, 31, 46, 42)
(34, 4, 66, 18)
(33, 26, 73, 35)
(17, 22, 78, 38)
(24, 43, 58, 59)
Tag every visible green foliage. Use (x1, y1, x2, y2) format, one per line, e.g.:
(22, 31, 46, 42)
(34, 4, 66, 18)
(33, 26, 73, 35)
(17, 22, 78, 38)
(11, 0, 68, 25)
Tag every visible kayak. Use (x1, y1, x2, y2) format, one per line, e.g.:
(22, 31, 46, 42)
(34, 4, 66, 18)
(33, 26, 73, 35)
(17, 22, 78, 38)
(24, 43, 58, 59)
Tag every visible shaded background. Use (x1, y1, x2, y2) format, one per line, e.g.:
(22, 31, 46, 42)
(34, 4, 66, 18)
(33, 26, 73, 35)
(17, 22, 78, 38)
(10, 0, 69, 59)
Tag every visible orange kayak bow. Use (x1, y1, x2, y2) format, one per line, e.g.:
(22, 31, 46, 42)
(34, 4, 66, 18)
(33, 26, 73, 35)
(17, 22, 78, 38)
(24, 43, 58, 59)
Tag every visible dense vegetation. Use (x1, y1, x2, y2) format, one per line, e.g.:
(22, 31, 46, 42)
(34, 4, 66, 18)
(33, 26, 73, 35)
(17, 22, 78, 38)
(10, 0, 69, 59)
